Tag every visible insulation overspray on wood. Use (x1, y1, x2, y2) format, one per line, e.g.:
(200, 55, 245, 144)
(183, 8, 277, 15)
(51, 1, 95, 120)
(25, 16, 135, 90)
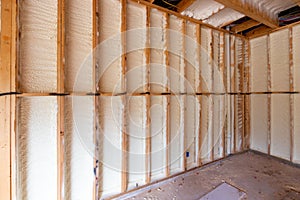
(149, 9, 168, 93)
(250, 36, 268, 92)
(271, 94, 291, 160)
(126, 2, 147, 94)
(250, 95, 269, 153)
(97, 96, 123, 197)
(98, 0, 122, 93)
(293, 24, 300, 92)
(64, 96, 94, 200)
(17, 97, 58, 200)
(65, 0, 93, 92)
(19, 0, 58, 93)
(270, 29, 290, 92)
(201, 27, 212, 93)
(127, 96, 147, 190)
(185, 21, 200, 94)
(185, 96, 200, 169)
(169, 96, 185, 173)
(169, 16, 185, 94)
(294, 94, 300, 164)
(150, 96, 167, 181)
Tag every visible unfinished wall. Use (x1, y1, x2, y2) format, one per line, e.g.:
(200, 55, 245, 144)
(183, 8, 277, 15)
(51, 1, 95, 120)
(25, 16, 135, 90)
(250, 23, 300, 164)
(15, 0, 249, 199)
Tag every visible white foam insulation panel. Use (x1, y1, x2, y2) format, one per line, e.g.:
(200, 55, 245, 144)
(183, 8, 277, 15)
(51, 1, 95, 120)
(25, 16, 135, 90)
(200, 27, 212, 93)
(126, 2, 147, 93)
(169, 16, 185, 94)
(149, 9, 168, 93)
(64, 96, 94, 200)
(19, 0, 58, 93)
(204, 8, 244, 28)
(169, 96, 185, 174)
(98, 96, 123, 197)
(293, 24, 300, 93)
(127, 96, 147, 190)
(213, 95, 225, 159)
(213, 31, 225, 94)
(185, 96, 200, 169)
(270, 29, 290, 92)
(250, 36, 268, 92)
(294, 94, 300, 164)
(150, 96, 167, 181)
(250, 95, 268, 154)
(185, 21, 200, 94)
(182, 0, 224, 20)
(65, 0, 93, 93)
(98, 0, 123, 94)
(235, 38, 244, 93)
(271, 94, 291, 160)
(200, 95, 213, 164)
(17, 97, 58, 200)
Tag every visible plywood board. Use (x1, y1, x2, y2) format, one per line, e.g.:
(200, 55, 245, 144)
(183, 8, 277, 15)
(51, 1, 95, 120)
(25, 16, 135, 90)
(65, 0, 93, 92)
(19, 0, 58, 93)
(250, 36, 268, 92)
(98, 96, 123, 197)
(64, 96, 94, 200)
(17, 97, 58, 200)
(271, 94, 291, 160)
(150, 96, 167, 181)
(250, 94, 268, 154)
(270, 29, 290, 92)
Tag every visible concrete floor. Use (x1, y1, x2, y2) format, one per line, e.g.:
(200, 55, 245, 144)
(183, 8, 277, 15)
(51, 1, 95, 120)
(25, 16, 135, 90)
(115, 151, 300, 200)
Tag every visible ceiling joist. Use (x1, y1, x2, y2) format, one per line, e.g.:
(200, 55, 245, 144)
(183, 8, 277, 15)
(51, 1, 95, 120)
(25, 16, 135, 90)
(214, 0, 279, 28)
(232, 19, 261, 33)
(177, 0, 197, 13)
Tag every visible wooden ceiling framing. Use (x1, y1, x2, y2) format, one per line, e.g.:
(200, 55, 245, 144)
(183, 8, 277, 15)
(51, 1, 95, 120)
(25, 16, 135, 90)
(148, 0, 300, 37)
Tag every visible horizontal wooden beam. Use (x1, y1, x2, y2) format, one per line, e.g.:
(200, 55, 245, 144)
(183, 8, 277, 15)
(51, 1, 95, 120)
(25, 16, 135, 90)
(246, 25, 272, 38)
(177, 0, 196, 13)
(232, 19, 261, 33)
(214, 0, 278, 28)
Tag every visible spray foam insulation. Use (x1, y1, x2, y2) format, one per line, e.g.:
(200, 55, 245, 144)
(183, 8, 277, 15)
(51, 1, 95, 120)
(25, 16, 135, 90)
(185, 96, 200, 169)
(169, 96, 185, 174)
(182, 0, 224, 20)
(65, 0, 93, 92)
(213, 31, 225, 93)
(98, 0, 123, 93)
(17, 97, 57, 200)
(64, 96, 94, 200)
(150, 96, 167, 181)
(126, 2, 147, 93)
(200, 95, 213, 164)
(235, 38, 244, 93)
(169, 15, 185, 94)
(185, 21, 200, 94)
(294, 94, 300, 164)
(150, 9, 168, 93)
(270, 29, 290, 92)
(19, 0, 57, 93)
(235, 95, 244, 152)
(271, 94, 291, 160)
(250, 36, 268, 92)
(98, 96, 123, 197)
(127, 96, 147, 189)
(201, 27, 212, 93)
(293, 24, 300, 92)
(213, 95, 225, 159)
(204, 8, 244, 28)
